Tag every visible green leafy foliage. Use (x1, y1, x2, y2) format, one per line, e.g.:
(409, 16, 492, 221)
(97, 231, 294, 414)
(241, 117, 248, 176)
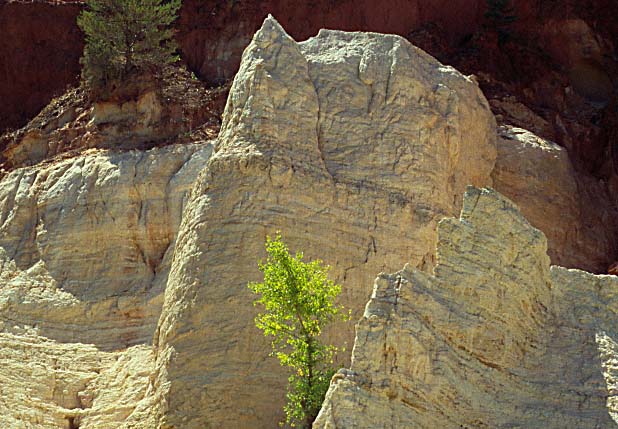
(77, 0, 181, 91)
(249, 234, 348, 428)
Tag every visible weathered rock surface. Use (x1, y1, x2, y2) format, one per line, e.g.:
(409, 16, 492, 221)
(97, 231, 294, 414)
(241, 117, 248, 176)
(150, 16, 496, 428)
(0, 67, 224, 171)
(2, 10, 616, 429)
(315, 187, 618, 428)
(0, 142, 213, 350)
(492, 125, 618, 273)
(0, 333, 152, 429)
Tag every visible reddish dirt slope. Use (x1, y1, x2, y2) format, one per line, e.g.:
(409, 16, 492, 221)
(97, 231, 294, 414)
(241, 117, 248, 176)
(1, 0, 616, 176)
(0, 0, 83, 132)
(177, 0, 485, 83)
(0, 0, 486, 132)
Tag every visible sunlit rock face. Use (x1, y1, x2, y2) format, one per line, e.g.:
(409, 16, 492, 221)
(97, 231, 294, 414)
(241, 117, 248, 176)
(0, 143, 213, 350)
(315, 187, 618, 429)
(151, 15, 496, 429)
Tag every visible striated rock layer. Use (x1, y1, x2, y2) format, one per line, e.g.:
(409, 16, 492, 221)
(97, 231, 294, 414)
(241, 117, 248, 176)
(315, 187, 618, 428)
(150, 16, 496, 429)
(0, 141, 214, 428)
(2, 13, 616, 429)
(0, 143, 213, 351)
(0, 333, 152, 429)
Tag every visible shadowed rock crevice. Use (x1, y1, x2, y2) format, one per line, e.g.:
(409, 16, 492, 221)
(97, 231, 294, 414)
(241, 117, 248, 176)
(491, 125, 618, 273)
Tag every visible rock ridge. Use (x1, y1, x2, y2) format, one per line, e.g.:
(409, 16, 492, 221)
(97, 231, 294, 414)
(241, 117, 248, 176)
(315, 187, 618, 428)
(150, 15, 496, 428)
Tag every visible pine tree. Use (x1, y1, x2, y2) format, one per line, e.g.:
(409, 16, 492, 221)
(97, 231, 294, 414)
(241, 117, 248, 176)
(77, 0, 181, 91)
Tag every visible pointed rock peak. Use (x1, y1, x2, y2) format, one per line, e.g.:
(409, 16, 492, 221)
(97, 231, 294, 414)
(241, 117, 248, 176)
(252, 14, 294, 48)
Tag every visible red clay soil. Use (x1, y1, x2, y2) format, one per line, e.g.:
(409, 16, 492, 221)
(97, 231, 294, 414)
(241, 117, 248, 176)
(1, 0, 616, 176)
(0, 0, 83, 132)
(177, 0, 485, 83)
(0, 0, 486, 133)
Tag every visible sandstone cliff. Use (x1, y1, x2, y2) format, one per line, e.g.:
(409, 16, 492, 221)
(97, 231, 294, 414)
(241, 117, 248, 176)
(0, 14, 617, 429)
(150, 15, 496, 428)
(0, 333, 152, 429)
(315, 187, 618, 428)
(0, 142, 212, 350)
(0, 140, 214, 427)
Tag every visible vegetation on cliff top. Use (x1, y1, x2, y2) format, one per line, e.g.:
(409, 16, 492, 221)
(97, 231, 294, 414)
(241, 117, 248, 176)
(77, 0, 181, 94)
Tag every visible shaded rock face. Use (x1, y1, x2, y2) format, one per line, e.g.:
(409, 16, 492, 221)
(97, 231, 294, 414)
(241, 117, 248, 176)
(315, 187, 618, 428)
(492, 125, 618, 272)
(0, 143, 213, 350)
(150, 16, 496, 429)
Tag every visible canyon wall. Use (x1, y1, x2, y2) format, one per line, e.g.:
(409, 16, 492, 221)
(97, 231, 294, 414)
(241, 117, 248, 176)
(150, 16, 496, 428)
(0, 13, 617, 429)
(3, 1, 616, 235)
(176, 0, 484, 84)
(0, 143, 212, 350)
(0, 122, 214, 427)
(0, 334, 152, 429)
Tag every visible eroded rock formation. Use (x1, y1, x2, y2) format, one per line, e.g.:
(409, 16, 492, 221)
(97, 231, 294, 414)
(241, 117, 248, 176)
(0, 68, 224, 171)
(0, 142, 212, 350)
(492, 125, 618, 273)
(150, 16, 496, 428)
(0, 333, 152, 429)
(0, 13, 617, 429)
(0, 140, 214, 427)
(315, 187, 618, 428)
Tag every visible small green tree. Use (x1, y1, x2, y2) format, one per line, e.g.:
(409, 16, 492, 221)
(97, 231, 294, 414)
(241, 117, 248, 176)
(249, 234, 348, 428)
(77, 0, 181, 90)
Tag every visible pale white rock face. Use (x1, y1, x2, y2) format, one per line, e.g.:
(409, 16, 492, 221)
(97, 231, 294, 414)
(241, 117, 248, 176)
(1, 16, 616, 429)
(151, 16, 496, 429)
(0, 333, 152, 429)
(0, 143, 213, 351)
(492, 125, 618, 273)
(314, 187, 618, 429)
(0, 142, 213, 428)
